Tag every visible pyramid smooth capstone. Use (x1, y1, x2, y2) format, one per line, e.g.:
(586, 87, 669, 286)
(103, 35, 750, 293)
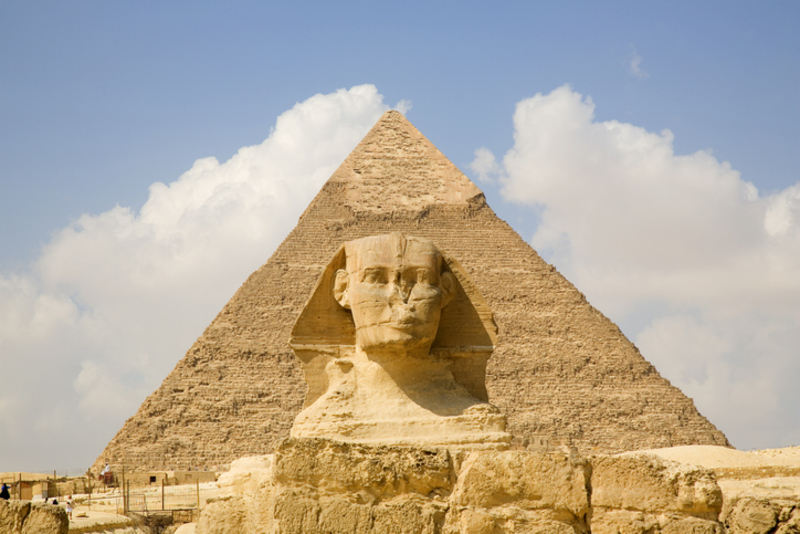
(93, 111, 729, 472)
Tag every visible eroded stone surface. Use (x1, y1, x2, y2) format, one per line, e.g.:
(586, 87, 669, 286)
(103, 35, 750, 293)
(274, 438, 454, 499)
(447, 450, 591, 534)
(722, 495, 800, 534)
(196, 440, 732, 534)
(592, 453, 723, 534)
(216, 454, 274, 498)
(0, 500, 68, 534)
(290, 233, 510, 449)
(20, 504, 69, 534)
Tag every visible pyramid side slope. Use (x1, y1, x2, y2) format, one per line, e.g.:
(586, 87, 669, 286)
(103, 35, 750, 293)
(317, 110, 484, 214)
(93, 196, 728, 471)
(93, 113, 729, 471)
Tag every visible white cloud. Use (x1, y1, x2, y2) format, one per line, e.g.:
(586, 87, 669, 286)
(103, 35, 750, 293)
(476, 85, 800, 450)
(0, 85, 392, 470)
(628, 45, 649, 78)
(470, 147, 503, 183)
(393, 99, 413, 115)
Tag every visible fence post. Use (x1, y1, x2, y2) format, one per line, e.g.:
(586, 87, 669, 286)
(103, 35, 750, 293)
(161, 478, 165, 511)
(196, 479, 200, 511)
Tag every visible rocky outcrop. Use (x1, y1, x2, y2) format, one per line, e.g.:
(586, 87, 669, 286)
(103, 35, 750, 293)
(722, 496, 800, 534)
(272, 439, 453, 534)
(447, 450, 591, 534)
(196, 440, 727, 534)
(591, 455, 722, 534)
(0, 499, 68, 534)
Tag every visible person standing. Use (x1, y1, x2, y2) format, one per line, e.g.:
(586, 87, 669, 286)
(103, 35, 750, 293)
(0, 483, 10, 500)
(65, 495, 74, 519)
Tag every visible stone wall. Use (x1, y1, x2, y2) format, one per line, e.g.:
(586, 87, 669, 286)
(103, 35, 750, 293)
(196, 439, 726, 534)
(0, 499, 68, 534)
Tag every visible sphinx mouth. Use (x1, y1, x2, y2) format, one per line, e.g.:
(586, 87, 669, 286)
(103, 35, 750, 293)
(375, 320, 422, 328)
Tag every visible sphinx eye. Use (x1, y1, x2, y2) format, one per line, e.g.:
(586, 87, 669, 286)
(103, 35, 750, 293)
(362, 268, 386, 284)
(416, 269, 432, 284)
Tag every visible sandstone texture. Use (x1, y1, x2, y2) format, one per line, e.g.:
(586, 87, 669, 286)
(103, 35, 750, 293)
(628, 444, 800, 534)
(591, 454, 722, 534)
(195, 439, 727, 534)
(94, 110, 728, 472)
(447, 450, 591, 534)
(0, 499, 68, 534)
(216, 455, 274, 498)
(290, 233, 511, 449)
(722, 496, 800, 534)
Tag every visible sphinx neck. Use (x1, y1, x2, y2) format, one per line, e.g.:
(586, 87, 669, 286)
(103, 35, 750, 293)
(355, 345, 442, 387)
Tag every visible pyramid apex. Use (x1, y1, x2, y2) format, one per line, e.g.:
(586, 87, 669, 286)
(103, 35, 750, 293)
(321, 111, 485, 215)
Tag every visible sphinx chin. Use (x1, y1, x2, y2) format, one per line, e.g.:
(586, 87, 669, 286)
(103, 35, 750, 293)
(357, 321, 435, 344)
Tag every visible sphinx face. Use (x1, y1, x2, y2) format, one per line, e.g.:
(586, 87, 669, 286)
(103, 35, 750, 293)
(336, 234, 454, 354)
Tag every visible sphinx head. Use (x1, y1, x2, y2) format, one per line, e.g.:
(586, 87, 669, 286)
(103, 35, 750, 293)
(333, 234, 456, 354)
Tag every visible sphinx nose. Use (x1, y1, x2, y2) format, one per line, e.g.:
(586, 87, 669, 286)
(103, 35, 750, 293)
(390, 275, 412, 303)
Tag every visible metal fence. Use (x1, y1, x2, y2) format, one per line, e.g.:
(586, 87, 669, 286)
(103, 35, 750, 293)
(124, 481, 201, 513)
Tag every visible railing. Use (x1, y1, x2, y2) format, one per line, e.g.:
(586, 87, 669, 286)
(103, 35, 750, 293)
(124, 480, 202, 514)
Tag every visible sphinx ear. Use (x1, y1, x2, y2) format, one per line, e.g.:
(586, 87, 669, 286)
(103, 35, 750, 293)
(440, 271, 456, 308)
(333, 269, 351, 309)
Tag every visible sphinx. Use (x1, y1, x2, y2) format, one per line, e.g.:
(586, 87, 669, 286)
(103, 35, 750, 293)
(289, 233, 511, 449)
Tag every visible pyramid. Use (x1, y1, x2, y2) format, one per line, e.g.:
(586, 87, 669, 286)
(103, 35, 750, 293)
(94, 111, 729, 472)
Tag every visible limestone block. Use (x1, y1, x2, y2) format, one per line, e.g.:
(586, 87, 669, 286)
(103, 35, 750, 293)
(370, 496, 447, 534)
(591, 454, 723, 534)
(590, 510, 656, 534)
(452, 451, 589, 514)
(446, 451, 590, 534)
(20, 503, 68, 534)
(591, 511, 721, 534)
(0, 501, 68, 534)
(271, 439, 453, 534)
(0, 499, 31, 534)
(196, 496, 249, 534)
(248, 478, 277, 534)
(274, 438, 454, 499)
(216, 454, 274, 497)
(722, 496, 800, 534)
(591, 455, 722, 517)
(452, 507, 580, 534)
(272, 492, 323, 534)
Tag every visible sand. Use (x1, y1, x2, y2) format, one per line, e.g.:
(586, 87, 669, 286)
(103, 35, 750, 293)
(628, 445, 800, 469)
(624, 445, 800, 500)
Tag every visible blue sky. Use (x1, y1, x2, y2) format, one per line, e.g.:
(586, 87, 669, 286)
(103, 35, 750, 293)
(1, 1, 798, 471)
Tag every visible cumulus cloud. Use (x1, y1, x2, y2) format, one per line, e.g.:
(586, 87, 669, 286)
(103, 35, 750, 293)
(475, 85, 800, 450)
(470, 147, 503, 183)
(0, 85, 392, 470)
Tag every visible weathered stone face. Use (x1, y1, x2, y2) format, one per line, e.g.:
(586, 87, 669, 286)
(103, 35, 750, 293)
(290, 233, 511, 450)
(335, 234, 454, 354)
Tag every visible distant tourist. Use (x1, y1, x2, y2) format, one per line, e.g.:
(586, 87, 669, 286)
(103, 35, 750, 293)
(0, 483, 9, 500)
(65, 495, 74, 519)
